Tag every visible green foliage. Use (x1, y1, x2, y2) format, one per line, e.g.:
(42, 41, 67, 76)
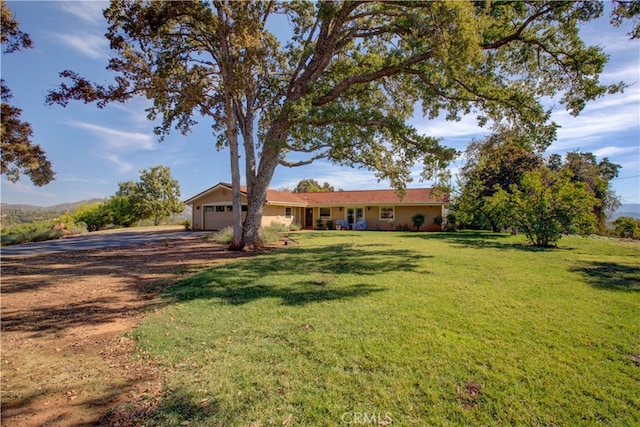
(613, 216, 640, 238)
(289, 223, 301, 232)
(550, 152, 621, 234)
(134, 231, 640, 426)
(293, 179, 336, 193)
(118, 165, 183, 226)
(412, 213, 426, 231)
(325, 219, 334, 230)
(213, 227, 234, 245)
(72, 201, 111, 231)
(455, 130, 543, 232)
(259, 224, 284, 244)
(496, 167, 598, 247)
(315, 219, 325, 230)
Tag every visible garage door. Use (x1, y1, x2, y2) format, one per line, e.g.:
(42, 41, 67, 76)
(203, 205, 233, 230)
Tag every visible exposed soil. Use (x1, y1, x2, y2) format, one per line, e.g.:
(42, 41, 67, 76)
(1, 234, 281, 426)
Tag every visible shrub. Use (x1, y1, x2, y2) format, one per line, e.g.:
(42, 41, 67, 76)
(289, 223, 301, 232)
(326, 219, 334, 230)
(268, 222, 289, 232)
(316, 219, 325, 230)
(612, 216, 639, 239)
(445, 212, 458, 232)
(412, 213, 426, 231)
(259, 225, 282, 244)
(213, 227, 234, 244)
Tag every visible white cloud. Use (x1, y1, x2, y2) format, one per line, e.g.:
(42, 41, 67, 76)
(58, 1, 108, 25)
(592, 146, 639, 158)
(59, 175, 110, 185)
(53, 33, 108, 59)
(70, 121, 157, 151)
(96, 153, 134, 175)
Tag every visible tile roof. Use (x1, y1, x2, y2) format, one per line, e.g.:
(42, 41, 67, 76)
(185, 183, 448, 206)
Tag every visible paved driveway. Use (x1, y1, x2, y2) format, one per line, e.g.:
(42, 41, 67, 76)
(1, 229, 209, 257)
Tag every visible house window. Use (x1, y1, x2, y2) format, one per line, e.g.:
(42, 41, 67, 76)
(319, 207, 331, 219)
(215, 205, 225, 212)
(241, 205, 248, 212)
(226, 205, 233, 212)
(204, 206, 214, 213)
(285, 207, 292, 219)
(380, 206, 395, 221)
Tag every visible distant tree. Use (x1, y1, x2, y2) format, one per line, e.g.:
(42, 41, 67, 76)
(494, 167, 597, 247)
(549, 152, 621, 234)
(293, 179, 335, 193)
(121, 165, 183, 226)
(47, 1, 630, 250)
(1, 2, 54, 186)
(612, 216, 639, 239)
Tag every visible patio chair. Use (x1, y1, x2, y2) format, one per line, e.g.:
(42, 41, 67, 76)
(336, 219, 348, 230)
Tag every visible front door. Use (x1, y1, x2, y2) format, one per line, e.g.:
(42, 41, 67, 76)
(346, 207, 364, 229)
(305, 208, 314, 229)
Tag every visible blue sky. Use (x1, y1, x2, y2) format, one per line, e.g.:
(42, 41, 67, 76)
(2, 1, 639, 207)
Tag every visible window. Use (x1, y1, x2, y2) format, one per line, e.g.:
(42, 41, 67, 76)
(226, 205, 233, 212)
(319, 207, 331, 219)
(285, 207, 292, 219)
(215, 205, 225, 212)
(380, 206, 395, 221)
(241, 205, 248, 212)
(204, 206, 214, 213)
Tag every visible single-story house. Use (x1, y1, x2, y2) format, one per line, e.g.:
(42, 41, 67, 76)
(184, 182, 449, 231)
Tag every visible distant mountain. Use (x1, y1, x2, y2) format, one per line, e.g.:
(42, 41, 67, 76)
(0, 199, 104, 213)
(612, 203, 640, 220)
(1, 199, 192, 228)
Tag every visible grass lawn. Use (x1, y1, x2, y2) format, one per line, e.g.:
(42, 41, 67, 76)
(132, 231, 640, 426)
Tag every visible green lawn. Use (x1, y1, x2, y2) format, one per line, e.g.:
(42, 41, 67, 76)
(132, 231, 640, 426)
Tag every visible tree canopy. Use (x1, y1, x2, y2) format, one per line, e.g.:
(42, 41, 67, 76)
(1, 0, 54, 186)
(116, 165, 183, 226)
(293, 179, 336, 193)
(46, 1, 636, 249)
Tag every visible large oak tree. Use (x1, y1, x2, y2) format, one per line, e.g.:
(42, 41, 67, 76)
(46, 1, 632, 249)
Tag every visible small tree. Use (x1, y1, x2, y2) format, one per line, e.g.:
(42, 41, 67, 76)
(412, 213, 426, 231)
(613, 216, 639, 238)
(118, 166, 183, 226)
(495, 167, 597, 247)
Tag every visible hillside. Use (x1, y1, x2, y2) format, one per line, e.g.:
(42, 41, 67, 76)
(0, 199, 103, 228)
(612, 203, 640, 220)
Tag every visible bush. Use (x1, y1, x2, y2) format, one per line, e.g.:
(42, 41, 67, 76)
(289, 223, 301, 232)
(316, 219, 325, 230)
(612, 216, 639, 239)
(259, 225, 282, 244)
(213, 227, 234, 244)
(326, 219, 334, 230)
(412, 213, 426, 231)
(268, 222, 289, 232)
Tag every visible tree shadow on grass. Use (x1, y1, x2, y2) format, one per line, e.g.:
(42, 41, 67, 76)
(571, 261, 640, 292)
(164, 243, 427, 305)
(406, 231, 570, 252)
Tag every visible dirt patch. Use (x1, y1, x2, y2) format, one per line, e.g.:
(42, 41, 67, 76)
(1, 235, 280, 426)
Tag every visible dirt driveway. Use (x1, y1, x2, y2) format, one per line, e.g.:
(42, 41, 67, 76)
(1, 232, 265, 426)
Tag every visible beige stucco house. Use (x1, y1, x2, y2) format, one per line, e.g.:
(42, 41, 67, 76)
(184, 182, 449, 231)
